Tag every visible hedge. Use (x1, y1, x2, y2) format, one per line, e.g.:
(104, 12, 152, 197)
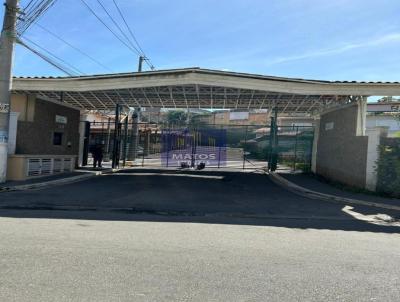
(376, 137, 400, 197)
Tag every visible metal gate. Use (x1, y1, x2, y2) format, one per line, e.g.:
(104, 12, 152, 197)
(82, 120, 314, 172)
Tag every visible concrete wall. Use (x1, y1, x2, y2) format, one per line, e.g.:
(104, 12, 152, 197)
(365, 127, 388, 191)
(316, 103, 369, 188)
(11, 95, 80, 156)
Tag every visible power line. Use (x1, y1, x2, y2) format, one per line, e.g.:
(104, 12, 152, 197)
(18, 0, 58, 34)
(79, 0, 156, 71)
(17, 38, 78, 76)
(34, 22, 114, 73)
(18, 0, 54, 33)
(111, 0, 155, 70)
(78, 0, 142, 56)
(112, 0, 144, 54)
(95, 0, 142, 55)
(22, 0, 40, 13)
(20, 36, 85, 75)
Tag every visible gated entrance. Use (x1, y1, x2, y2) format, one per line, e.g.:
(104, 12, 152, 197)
(82, 119, 314, 172)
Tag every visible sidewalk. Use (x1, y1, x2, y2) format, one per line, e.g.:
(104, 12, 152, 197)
(275, 172, 400, 210)
(0, 168, 111, 192)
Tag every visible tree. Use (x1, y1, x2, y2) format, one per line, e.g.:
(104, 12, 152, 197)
(167, 111, 187, 126)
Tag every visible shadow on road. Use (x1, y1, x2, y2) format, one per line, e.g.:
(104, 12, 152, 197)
(0, 169, 399, 234)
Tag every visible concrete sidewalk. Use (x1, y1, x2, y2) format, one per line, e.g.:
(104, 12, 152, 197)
(272, 172, 400, 211)
(0, 168, 112, 192)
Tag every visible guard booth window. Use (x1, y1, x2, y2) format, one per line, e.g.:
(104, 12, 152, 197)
(53, 132, 63, 145)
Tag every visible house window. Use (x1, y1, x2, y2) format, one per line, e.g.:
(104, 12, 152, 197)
(53, 132, 63, 145)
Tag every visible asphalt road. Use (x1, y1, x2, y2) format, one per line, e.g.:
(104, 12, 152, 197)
(0, 170, 399, 301)
(0, 211, 399, 302)
(1, 170, 399, 223)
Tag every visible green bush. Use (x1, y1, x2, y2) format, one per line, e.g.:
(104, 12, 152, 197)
(376, 138, 400, 197)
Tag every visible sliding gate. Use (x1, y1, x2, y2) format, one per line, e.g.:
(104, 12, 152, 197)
(82, 121, 314, 172)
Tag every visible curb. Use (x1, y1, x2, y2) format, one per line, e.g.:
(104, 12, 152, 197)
(0, 170, 111, 192)
(269, 172, 400, 212)
(0, 204, 361, 221)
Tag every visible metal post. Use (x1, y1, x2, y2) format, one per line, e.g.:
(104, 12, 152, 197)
(187, 108, 191, 127)
(268, 108, 278, 171)
(268, 116, 274, 171)
(0, 0, 19, 183)
(116, 122, 121, 166)
(112, 104, 120, 169)
(122, 116, 128, 167)
(105, 117, 111, 160)
(101, 120, 105, 145)
(217, 125, 222, 168)
(165, 128, 169, 168)
(82, 122, 90, 166)
(273, 109, 278, 171)
(243, 125, 248, 170)
(293, 126, 298, 171)
(141, 124, 146, 167)
(190, 129, 195, 168)
(144, 127, 150, 156)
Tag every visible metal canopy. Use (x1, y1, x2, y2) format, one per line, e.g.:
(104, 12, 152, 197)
(13, 85, 347, 113)
(11, 68, 400, 113)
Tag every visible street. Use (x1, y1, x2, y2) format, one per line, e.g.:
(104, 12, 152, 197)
(0, 171, 400, 301)
(0, 210, 399, 301)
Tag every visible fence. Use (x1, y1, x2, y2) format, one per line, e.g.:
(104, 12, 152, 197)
(82, 121, 314, 171)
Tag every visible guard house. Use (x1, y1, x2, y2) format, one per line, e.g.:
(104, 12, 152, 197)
(6, 93, 80, 180)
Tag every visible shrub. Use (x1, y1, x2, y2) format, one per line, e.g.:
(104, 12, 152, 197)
(376, 138, 400, 197)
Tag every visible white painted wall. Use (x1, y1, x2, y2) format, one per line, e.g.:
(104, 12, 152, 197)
(7, 112, 19, 155)
(366, 115, 400, 137)
(365, 127, 388, 191)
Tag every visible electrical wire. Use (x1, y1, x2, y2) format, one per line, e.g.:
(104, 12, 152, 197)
(22, 0, 39, 13)
(79, 0, 156, 70)
(78, 0, 142, 56)
(20, 36, 85, 75)
(18, 0, 58, 35)
(18, 0, 156, 73)
(95, 0, 142, 55)
(17, 38, 77, 76)
(33, 22, 114, 73)
(111, 0, 155, 70)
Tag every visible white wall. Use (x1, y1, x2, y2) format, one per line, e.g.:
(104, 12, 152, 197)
(365, 127, 387, 191)
(7, 112, 19, 155)
(367, 115, 400, 137)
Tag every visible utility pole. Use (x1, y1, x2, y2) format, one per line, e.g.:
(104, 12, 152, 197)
(0, 0, 19, 183)
(138, 56, 144, 72)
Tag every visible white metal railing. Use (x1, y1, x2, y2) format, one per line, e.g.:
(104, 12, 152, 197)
(27, 157, 74, 177)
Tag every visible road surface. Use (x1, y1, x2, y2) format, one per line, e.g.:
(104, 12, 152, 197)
(0, 170, 399, 301)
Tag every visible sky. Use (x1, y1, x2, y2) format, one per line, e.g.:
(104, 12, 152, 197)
(2, 0, 400, 81)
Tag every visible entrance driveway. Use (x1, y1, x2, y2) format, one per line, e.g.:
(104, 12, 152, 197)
(1, 169, 399, 233)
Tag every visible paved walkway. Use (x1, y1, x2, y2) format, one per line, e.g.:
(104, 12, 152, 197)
(1, 172, 83, 188)
(279, 173, 400, 208)
(0, 167, 111, 190)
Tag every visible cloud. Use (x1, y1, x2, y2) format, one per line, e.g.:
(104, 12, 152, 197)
(265, 33, 400, 65)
